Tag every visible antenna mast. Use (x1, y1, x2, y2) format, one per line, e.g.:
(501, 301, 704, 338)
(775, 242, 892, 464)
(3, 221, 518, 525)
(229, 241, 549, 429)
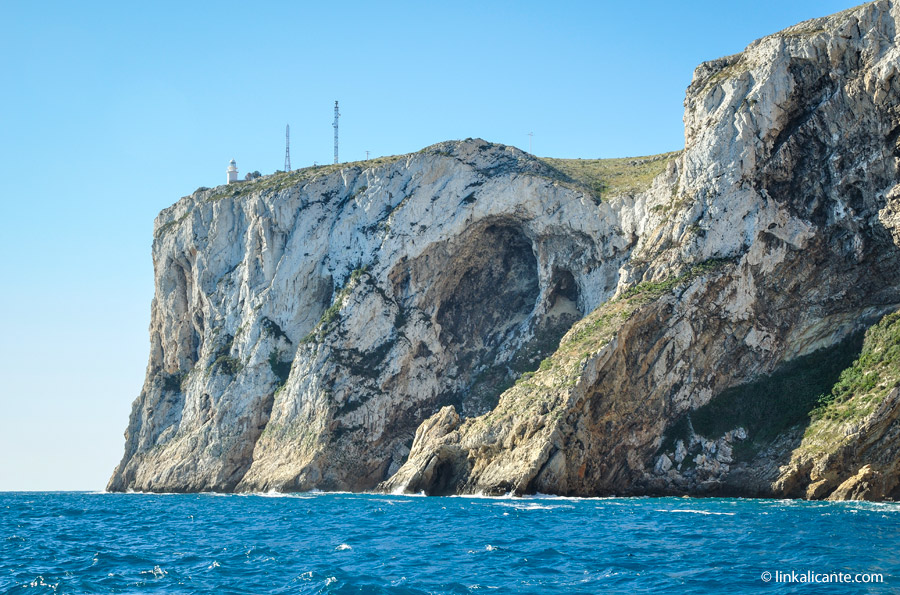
(284, 124, 291, 172)
(333, 101, 340, 164)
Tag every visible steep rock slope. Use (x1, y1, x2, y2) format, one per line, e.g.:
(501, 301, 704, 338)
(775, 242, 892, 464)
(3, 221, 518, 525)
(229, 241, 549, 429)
(384, 0, 900, 500)
(111, 1, 900, 500)
(108, 141, 668, 492)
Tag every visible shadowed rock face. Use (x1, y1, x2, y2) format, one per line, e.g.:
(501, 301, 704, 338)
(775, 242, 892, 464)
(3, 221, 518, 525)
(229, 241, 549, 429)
(433, 225, 539, 354)
(113, 1, 900, 500)
(382, 1, 900, 501)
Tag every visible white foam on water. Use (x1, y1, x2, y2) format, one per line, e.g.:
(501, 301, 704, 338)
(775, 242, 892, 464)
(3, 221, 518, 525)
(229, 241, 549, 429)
(251, 491, 315, 499)
(335, 543, 352, 551)
(140, 565, 167, 578)
(369, 498, 413, 504)
(495, 502, 574, 511)
(380, 489, 427, 497)
(468, 545, 500, 554)
(28, 576, 58, 591)
(531, 493, 630, 501)
(840, 501, 900, 513)
(659, 509, 735, 516)
(449, 491, 518, 500)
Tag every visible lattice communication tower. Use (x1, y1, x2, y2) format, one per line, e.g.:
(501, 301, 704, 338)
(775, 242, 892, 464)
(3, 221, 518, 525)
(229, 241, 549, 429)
(333, 101, 340, 164)
(284, 124, 291, 172)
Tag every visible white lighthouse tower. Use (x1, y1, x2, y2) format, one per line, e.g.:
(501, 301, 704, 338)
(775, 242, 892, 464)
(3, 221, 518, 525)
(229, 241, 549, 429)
(226, 158, 238, 184)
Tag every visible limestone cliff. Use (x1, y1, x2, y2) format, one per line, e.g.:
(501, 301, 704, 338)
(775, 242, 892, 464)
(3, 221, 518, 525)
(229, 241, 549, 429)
(111, 1, 900, 500)
(108, 141, 650, 492)
(383, 0, 900, 500)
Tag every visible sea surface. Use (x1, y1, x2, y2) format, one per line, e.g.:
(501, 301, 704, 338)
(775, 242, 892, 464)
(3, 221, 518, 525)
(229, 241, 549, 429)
(1, 492, 899, 594)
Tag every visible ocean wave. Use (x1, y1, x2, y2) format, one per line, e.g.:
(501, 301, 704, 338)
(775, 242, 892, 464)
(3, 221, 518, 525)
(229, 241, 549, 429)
(4, 492, 899, 593)
(659, 509, 736, 516)
(494, 502, 575, 511)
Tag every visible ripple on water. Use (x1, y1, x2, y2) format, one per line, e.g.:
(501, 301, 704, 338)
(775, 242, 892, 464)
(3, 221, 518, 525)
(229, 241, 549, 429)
(1, 493, 898, 593)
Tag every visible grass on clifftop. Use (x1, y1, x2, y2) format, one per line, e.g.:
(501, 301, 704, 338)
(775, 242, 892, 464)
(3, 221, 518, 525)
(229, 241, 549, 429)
(199, 147, 680, 205)
(540, 151, 680, 199)
(204, 155, 408, 203)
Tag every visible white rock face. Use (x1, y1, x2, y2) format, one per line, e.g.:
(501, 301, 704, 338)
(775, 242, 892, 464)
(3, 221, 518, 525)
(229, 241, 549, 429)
(108, 140, 656, 492)
(111, 1, 900, 499)
(674, 440, 687, 464)
(655, 455, 673, 475)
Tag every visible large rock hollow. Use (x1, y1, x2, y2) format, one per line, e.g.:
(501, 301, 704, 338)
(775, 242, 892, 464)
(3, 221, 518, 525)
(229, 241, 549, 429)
(433, 224, 539, 351)
(393, 221, 554, 417)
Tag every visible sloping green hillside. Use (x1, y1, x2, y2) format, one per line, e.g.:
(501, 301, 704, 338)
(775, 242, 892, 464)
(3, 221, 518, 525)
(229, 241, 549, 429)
(540, 151, 680, 199)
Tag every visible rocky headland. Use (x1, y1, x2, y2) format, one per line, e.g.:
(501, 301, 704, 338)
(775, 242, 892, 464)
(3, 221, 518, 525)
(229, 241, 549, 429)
(110, 1, 900, 500)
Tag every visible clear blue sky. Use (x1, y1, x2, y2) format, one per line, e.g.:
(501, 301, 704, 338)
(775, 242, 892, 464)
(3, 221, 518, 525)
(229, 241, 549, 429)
(0, 0, 855, 491)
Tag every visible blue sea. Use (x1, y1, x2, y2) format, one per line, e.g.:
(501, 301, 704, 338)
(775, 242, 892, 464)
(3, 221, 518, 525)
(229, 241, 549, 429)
(2, 492, 898, 594)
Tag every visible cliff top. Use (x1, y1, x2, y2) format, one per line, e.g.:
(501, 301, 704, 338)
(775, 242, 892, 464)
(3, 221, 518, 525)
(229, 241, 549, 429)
(198, 137, 676, 206)
(541, 152, 681, 198)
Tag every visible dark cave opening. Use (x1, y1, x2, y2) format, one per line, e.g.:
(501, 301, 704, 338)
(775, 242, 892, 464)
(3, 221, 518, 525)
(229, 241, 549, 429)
(434, 224, 540, 349)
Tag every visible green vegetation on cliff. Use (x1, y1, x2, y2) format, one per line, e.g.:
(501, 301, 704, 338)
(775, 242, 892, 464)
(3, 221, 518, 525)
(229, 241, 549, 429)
(204, 155, 407, 203)
(201, 148, 682, 206)
(540, 151, 680, 199)
(685, 334, 864, 457)
(811, 311, 900, 422)
(664, 309, 900, 462)
(468, 293, 638, 430)
(301, 266, 369, 344)
(471, 258, 733, 431)
(794, 311, 900, 454)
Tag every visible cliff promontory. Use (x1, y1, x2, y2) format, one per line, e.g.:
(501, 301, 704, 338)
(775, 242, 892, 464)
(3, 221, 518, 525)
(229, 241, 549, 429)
(111, 1, 900, 500)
